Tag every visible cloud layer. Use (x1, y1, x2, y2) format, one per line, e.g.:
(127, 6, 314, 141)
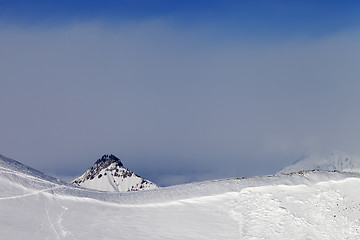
(1, 21, 359, 185)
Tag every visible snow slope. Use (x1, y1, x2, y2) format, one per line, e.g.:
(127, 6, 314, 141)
(1, 155, 360, 239)
(0, 154, 64, 184)
(72, 154, 158, 192)
(279, 150, 360, 174)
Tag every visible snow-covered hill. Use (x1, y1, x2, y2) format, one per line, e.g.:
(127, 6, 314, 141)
(1, 154, 360, 239)
(72, 154, 158, 192)
(0, 154, 64, 184)
(279, 150, 360, 174)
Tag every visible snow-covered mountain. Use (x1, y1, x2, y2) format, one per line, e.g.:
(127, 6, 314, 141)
(1, 154, 360, 239)
(279, 150, 360, 174)
(72, 154, 159, 192)
(0, 154, 64, 184)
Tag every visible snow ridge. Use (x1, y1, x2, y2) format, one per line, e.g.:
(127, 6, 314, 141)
(72, 154, 159, 192)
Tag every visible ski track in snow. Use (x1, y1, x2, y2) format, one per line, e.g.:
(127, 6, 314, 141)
(0, 186, 65, 200)
(44, 196, 60, 240)
(55, 199, 77, 239)
(41, 193, 77, 240)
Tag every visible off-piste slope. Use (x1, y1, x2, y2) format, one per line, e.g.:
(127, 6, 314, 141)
(71, 154, 159, 192)
(1, 154, 360, 239)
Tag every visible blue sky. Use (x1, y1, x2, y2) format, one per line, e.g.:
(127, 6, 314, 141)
(2, 1, 360, 37)
(1, 1, 360, 185)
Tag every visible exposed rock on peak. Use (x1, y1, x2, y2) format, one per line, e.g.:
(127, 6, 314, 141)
(93, 154, 123, 169)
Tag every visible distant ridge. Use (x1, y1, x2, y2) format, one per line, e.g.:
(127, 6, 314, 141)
(279, 150, 360, 174)
(72, 154, 159, 192)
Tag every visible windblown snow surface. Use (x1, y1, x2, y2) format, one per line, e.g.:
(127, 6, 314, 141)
(1, 155, 360, 239)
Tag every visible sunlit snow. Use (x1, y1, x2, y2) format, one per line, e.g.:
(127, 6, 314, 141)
(1, 155, 360, 239)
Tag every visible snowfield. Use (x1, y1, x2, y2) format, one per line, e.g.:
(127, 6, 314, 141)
(1, 155, 360, 239)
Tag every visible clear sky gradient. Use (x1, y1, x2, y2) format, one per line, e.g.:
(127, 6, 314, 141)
(1, 1, 360, 185)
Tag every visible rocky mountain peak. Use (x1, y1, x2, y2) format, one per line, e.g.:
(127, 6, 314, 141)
(72, 154, 159, 192)
(94, 154, 123, 168)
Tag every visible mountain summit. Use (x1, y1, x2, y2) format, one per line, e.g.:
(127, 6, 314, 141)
(279, 150, 360, 174)
(72, 154, 159, 192)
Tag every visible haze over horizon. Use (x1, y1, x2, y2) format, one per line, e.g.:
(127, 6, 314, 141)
(1, 1, 360, 186)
